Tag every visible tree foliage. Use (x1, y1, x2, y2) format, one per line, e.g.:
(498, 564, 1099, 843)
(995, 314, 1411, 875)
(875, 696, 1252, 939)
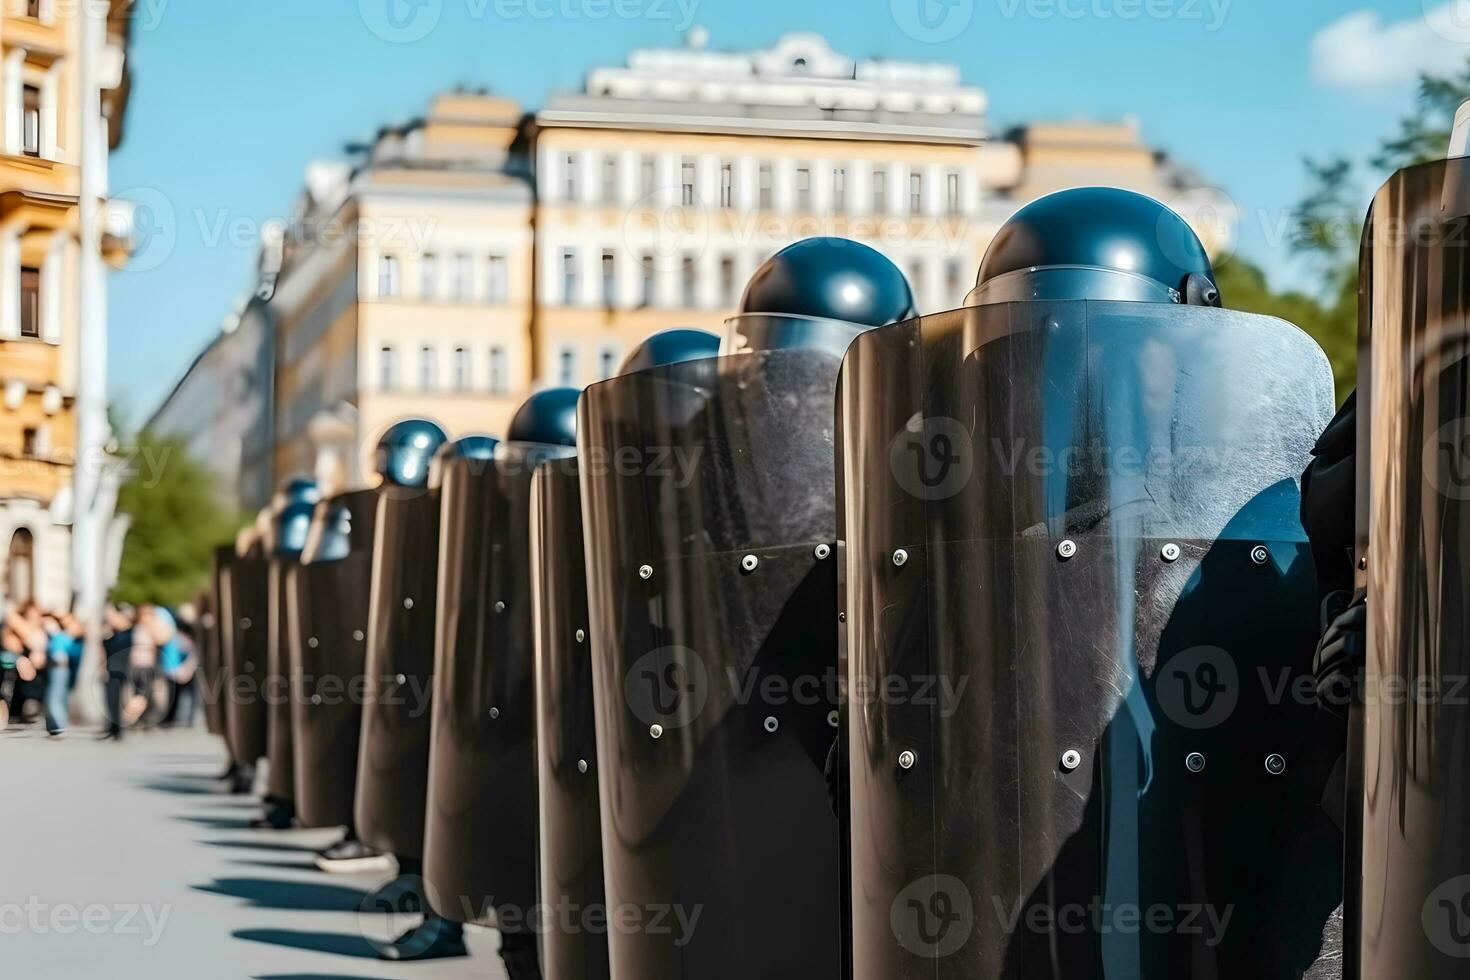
(113, 433, 244, 607)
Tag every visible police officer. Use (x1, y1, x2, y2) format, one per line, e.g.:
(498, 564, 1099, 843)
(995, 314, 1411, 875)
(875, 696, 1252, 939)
(578, 239, 915, 978)
(838, 187, 1342, 977)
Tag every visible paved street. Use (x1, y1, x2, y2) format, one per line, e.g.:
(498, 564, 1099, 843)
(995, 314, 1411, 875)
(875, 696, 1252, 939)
(3, 723, 506, 979)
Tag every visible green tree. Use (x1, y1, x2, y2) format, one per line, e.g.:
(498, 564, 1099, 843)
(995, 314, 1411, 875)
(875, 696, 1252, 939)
(113, 433, 244, 607)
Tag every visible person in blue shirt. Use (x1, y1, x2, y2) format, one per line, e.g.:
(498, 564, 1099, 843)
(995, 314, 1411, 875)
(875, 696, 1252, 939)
(41, 609, 83, 736)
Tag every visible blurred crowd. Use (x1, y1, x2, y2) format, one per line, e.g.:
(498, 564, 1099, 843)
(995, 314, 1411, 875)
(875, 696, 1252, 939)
(0, 600, 200, 737)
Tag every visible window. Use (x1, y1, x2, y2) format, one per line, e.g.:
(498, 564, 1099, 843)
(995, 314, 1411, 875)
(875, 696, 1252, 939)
(720, 163, 733, 208)
(681, 255, 697, 309)
(7, 529, 33, 606)
(488, 346, 508, 393)
(909, 172, 923, 213)
(601, 249, 617, 307)
(560, 249, 579, 305)
(681, 157, 697, 206)
(379, 346, 398, 391)
(719, 255, 737, 307)
(557, 346, 577, 387)
(946, 171, 962, 215)
(20, 266, 39, 338)
(25, 1, 42, 19)
(420, 252, 439, 300)
(758, 163, 773, 210)
(601, 154, 618, 203)
(22, 85, 41, 158)
(833, 167, 847, 211)
(796, 166, 812, 210)
(377, 254, 399, 298)
(451, 252, 472, 301)
(946, 259, 963, 299)
(640, 156, 656, 197)
(563, 152, 578, 200)
(872, 167, 887, 213)
(418, 345, 437, 391)
(21, 427, 38, 458)
(907, 259, 925, 300)
(599, 346, 619, 379)
(639, 254, 655, 307)
(486, 254, 508, 303)
(452, 346, 470, 391)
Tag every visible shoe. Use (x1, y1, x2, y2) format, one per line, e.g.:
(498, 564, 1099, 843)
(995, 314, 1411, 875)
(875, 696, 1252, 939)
(368, 873, 423, 914)
(315, 837, 394, 875)
(376, 916, 467, 961)
(228, 765, 255, 795)
(249, 801, 295, 830)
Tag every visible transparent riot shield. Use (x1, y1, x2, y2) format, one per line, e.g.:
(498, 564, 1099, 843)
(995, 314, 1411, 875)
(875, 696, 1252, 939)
(839, 300, 1342, 979)
(1355, 156, 1470, 977)
(204, 547, 230, 738)
(532, 456, 611, 980)
(220, 541, 269, 769)
(289, 490, 377, 829)
(578, 338, 848, 979)
(355, 488, 442, 859)
(423, 445, 557, 925)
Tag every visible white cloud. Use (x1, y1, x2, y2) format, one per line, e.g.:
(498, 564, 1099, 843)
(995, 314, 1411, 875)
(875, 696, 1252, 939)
(1311, 3, 1470, 91)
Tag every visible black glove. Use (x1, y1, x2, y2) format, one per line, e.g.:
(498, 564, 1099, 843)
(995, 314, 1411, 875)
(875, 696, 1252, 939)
(1313, 592, 1365, 719)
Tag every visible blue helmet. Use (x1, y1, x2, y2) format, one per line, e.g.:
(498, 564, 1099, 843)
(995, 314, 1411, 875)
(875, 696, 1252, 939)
(617, 328, 720, 376)
(508, 388, 579, 447)
(374, 418, 449, 489)
(741, 237, 917, 325)
(971, 187, 1220, 307)
(271, 476, 320, 559)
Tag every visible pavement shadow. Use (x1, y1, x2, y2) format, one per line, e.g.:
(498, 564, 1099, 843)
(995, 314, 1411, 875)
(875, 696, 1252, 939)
(201, 838, 318, 853)
(197, 877, 369, 912)
(234, 929, 378, 959)
(229, 857, 322, 872)
(255, 976, 396, 980)
(139, 779, 226, 796)
(177, 814, 253, 829)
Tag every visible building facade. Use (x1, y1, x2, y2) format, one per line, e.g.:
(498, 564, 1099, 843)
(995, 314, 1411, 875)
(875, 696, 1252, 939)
(0, 0, 131, 609)
(152, 32, 1226, 499)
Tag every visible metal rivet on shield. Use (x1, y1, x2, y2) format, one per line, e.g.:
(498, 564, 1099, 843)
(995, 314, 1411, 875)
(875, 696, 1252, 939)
(1250, 545, 1270, 566)
(240, 618, 252, 630)
(1185, 752, 1207, 773)
(489, 707, 500, 720)
(838, 612, 847, 623)
(892, 548, 909, 567)
(403, 597, 414, 610)
(741, 554, 760, 573)
(639, 564, 653, 581)
(898, 749, 917, 771)
(307, 637, 319, 648)
(395, 673, 407, 685)
(311, 694, 322, 706)
(827, 710, 839, 728)
(353, 629, 364, 642)
(1060, 749, 1081, 772)
(1057, 540, 1077, 561)
(763, 716, 779, 733)
(814, 543, 831, 560)
(1161, 543, 1181, 563)
(495, 600, 506, 614)
(1264, 753, 1286, 776)
(649, 723, 664, 740)
(577, 759, 589, 774)
(1358, 556, 1368, 570)
(575, 629, 586, 644)
(243, 661, 254, 672)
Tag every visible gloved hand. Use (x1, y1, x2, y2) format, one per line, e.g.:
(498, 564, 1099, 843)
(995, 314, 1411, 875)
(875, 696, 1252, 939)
(1314, 592, 1365, 719)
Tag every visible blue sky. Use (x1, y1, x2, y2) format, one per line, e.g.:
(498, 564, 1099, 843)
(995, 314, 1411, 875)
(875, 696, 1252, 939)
(109, 0, 1458, 418)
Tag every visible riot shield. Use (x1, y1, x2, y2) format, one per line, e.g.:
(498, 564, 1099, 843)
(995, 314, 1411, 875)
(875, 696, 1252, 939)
(838, 300, 1341, 978)
(355, 487, 442, 859)
(203, 547, 230, 738)
(578, 334, 848, 979)
(1354, 156, 1470, 977)
(265, 558, 296, 803)
(532, 456, 611, 980)
(220, 541, 270, 769)
(423, 445, 553, 925)
(289, 490, 377, 829)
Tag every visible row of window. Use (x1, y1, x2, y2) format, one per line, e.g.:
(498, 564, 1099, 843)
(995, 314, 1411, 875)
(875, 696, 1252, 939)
(377, 343, 512, 394)
(554, 152, 968, 216)
(555, 248, 740, 309)
(375, 252, 510, 302)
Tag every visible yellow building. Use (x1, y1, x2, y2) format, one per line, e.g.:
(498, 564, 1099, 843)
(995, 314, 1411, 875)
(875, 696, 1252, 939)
(0, 0, 130, 608)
